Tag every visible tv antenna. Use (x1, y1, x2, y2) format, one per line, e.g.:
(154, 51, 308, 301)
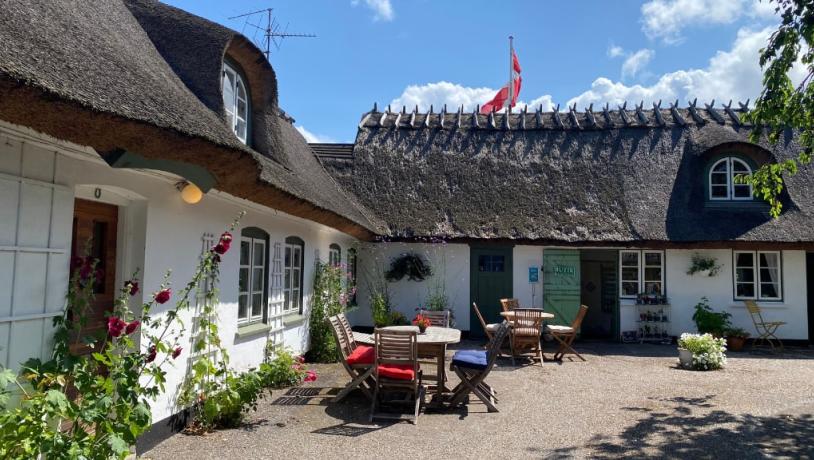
(228, 8, 316, 60)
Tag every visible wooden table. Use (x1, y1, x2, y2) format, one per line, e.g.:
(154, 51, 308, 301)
(354, 326, 461, 394)
(500, 311, 555, 320)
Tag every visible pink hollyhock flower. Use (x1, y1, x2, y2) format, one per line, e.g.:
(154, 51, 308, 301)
(107, 317, 126, 337)
(154, 288, 171, 304)
(125, 320, 140, 335)
(127, 280, 139, 296)
(297, 355, 305, 363)
(172, 346, 182, 359)
(304, 370, 317, 382)
(145, 345, 157, 363)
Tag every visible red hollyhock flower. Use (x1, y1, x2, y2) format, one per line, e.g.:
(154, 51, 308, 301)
(107, 317, 126, 337)
(212, 242, 229, 255)
(125, 320, 140, 335)
(145, 345, 157, 363)
(220, 232, 233, 244)
(304, 370, 317, 382)
(154, 288, 171, 304)
(172, 347, 183, 359)
(127, 280, 139, 296)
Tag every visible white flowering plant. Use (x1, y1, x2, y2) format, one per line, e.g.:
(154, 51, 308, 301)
(678, 333, 727, 371)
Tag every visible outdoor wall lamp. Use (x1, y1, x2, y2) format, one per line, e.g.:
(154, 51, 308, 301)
(176, 181, 203, 204)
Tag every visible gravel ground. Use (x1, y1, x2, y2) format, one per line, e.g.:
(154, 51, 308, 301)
(144, 342, 814, 459)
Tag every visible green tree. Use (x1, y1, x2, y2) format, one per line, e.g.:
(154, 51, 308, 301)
(741, 0, 814, 217)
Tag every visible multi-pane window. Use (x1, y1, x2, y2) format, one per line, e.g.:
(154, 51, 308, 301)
(478, 255, 505, 272)
(328, 243, 341, 267)
(620, 250, 664, 297)
(238, 229, 268, 325)
(284, 237, 304, 314)
(709, 157, 753, 200)
(222, 62, 249, 143)
(734, 251, 782, 300)
(347, 248, 358, 303)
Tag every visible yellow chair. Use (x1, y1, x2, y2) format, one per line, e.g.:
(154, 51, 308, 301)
(744, 300, 785, 350)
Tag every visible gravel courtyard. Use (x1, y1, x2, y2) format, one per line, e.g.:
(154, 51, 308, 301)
(145, 343, 814, 459)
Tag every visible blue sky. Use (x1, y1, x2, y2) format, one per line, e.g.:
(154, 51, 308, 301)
(164, 0, 783, 142)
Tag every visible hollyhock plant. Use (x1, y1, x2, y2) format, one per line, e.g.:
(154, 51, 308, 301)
(145, 345, 157, 363)
(154, 288, 171, 304)
(304, 370, 317, 383)
(127, 280, 139, 296)
(172, 347, 183, 359)
(107, 317, 126, 338)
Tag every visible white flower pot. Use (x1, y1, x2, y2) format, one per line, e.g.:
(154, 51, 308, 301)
(678, 348, 693, 369)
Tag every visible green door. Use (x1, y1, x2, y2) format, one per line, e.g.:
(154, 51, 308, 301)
(543, 249, 581, 327)
(470, 247, 513, 337)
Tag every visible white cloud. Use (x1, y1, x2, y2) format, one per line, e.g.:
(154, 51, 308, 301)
(567, 27, 780, 109)
(296, 125, 335, 143)
(640, 0, 776, 43)
(607, 45, 625, 58)
(351, 0, 394, 22)
(621, 49, 655, 80)
(388, 81, 555, 113)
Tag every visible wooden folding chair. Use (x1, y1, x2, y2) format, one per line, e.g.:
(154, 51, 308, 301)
(419, 309, 450, 327)
(448, 321, 511, 412)
(744, 300, 785, 350)
(500, 298, 519, 312)
(546, 305, 589, 361)
(508, 308, 546, 367)
(370, 328, 425, 424)
(472, 302, 501, 341)
(328, 314, 375, 402)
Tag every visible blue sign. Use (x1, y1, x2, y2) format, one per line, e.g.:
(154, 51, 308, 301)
(528, 267, 539, 283)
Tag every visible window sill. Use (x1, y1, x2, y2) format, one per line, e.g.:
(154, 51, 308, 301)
(283, 313, 307, 327)
(235, 322, 272, 339)
(729, 303, 787, 309)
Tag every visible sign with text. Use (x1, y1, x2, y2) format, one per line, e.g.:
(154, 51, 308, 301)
(528, 266, 539, 283)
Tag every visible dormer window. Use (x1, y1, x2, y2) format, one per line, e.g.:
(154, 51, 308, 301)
(222, 62, 249, 143)
(709, 157, 753, 201)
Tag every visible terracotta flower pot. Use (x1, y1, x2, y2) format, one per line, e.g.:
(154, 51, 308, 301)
(726, 336, 747, 352)
(678, 348, 693, 369)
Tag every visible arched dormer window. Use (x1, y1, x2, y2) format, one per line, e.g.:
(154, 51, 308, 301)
(328, 243, 341, 267)
(222, 61, 249, 143)
(708, 157, 753, 201)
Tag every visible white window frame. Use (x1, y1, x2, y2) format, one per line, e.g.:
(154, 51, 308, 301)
(733, 250, 782, 301)
(222, 62, 249, 143)
(283, 241, 303, 314)
(328, 244, 341, 267)
(619, 250, 665, 298)
(709, 157, 753, 201)
(238, 236, 266, 325)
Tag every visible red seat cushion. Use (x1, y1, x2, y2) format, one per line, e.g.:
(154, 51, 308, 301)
(346, 345, 374, 366)
(377, 364, 415, 380)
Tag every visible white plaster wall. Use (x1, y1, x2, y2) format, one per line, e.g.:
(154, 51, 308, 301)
(619, 249, 808, 340)
(513, 245, 543, 309)
(0, 122, 358, 421)
(350, 243, 470, 330)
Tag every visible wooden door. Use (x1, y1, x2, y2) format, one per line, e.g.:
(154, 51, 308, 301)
(470, 247, 513, 337)
(543, 249, 581, 327)
(70, 199, 118, 352)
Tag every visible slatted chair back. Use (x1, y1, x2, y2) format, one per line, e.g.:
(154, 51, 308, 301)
(374, 328, 419, 383)
(510, 308, 545, 333)
(744, 300, 765, 324)
(337, 313, 358, 353)
(486, 321, 511, 368)
(419, 309, 450, 328)
(570, 305, 589, 330)
(500, 298, 520, 312)
(328, 314, 354, 361)
(472, 303, 491, 338)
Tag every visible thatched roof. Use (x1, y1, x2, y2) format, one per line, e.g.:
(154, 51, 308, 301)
(0, 0, 383, 238)
(321, 104, 814, 245)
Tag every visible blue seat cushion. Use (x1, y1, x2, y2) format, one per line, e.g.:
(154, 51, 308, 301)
(452, 349, 488, 370)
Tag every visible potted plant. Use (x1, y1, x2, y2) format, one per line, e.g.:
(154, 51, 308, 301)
(691, 297, 732, 337)
(724, 327, 750, 352)
(686, 253, 722, 277)
(677, 333, 727, 370)
(412, 314, 432, 333)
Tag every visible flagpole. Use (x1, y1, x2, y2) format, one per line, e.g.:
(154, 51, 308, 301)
(508, 35, 514, 112)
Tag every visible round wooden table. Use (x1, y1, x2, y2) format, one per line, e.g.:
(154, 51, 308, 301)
(355, 326, 461, 394)
(500, 311, 555, 320)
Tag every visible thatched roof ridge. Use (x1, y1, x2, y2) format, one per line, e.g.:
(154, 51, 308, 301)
(0, 0, 383, 238)
(322, 110, 814, 244)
